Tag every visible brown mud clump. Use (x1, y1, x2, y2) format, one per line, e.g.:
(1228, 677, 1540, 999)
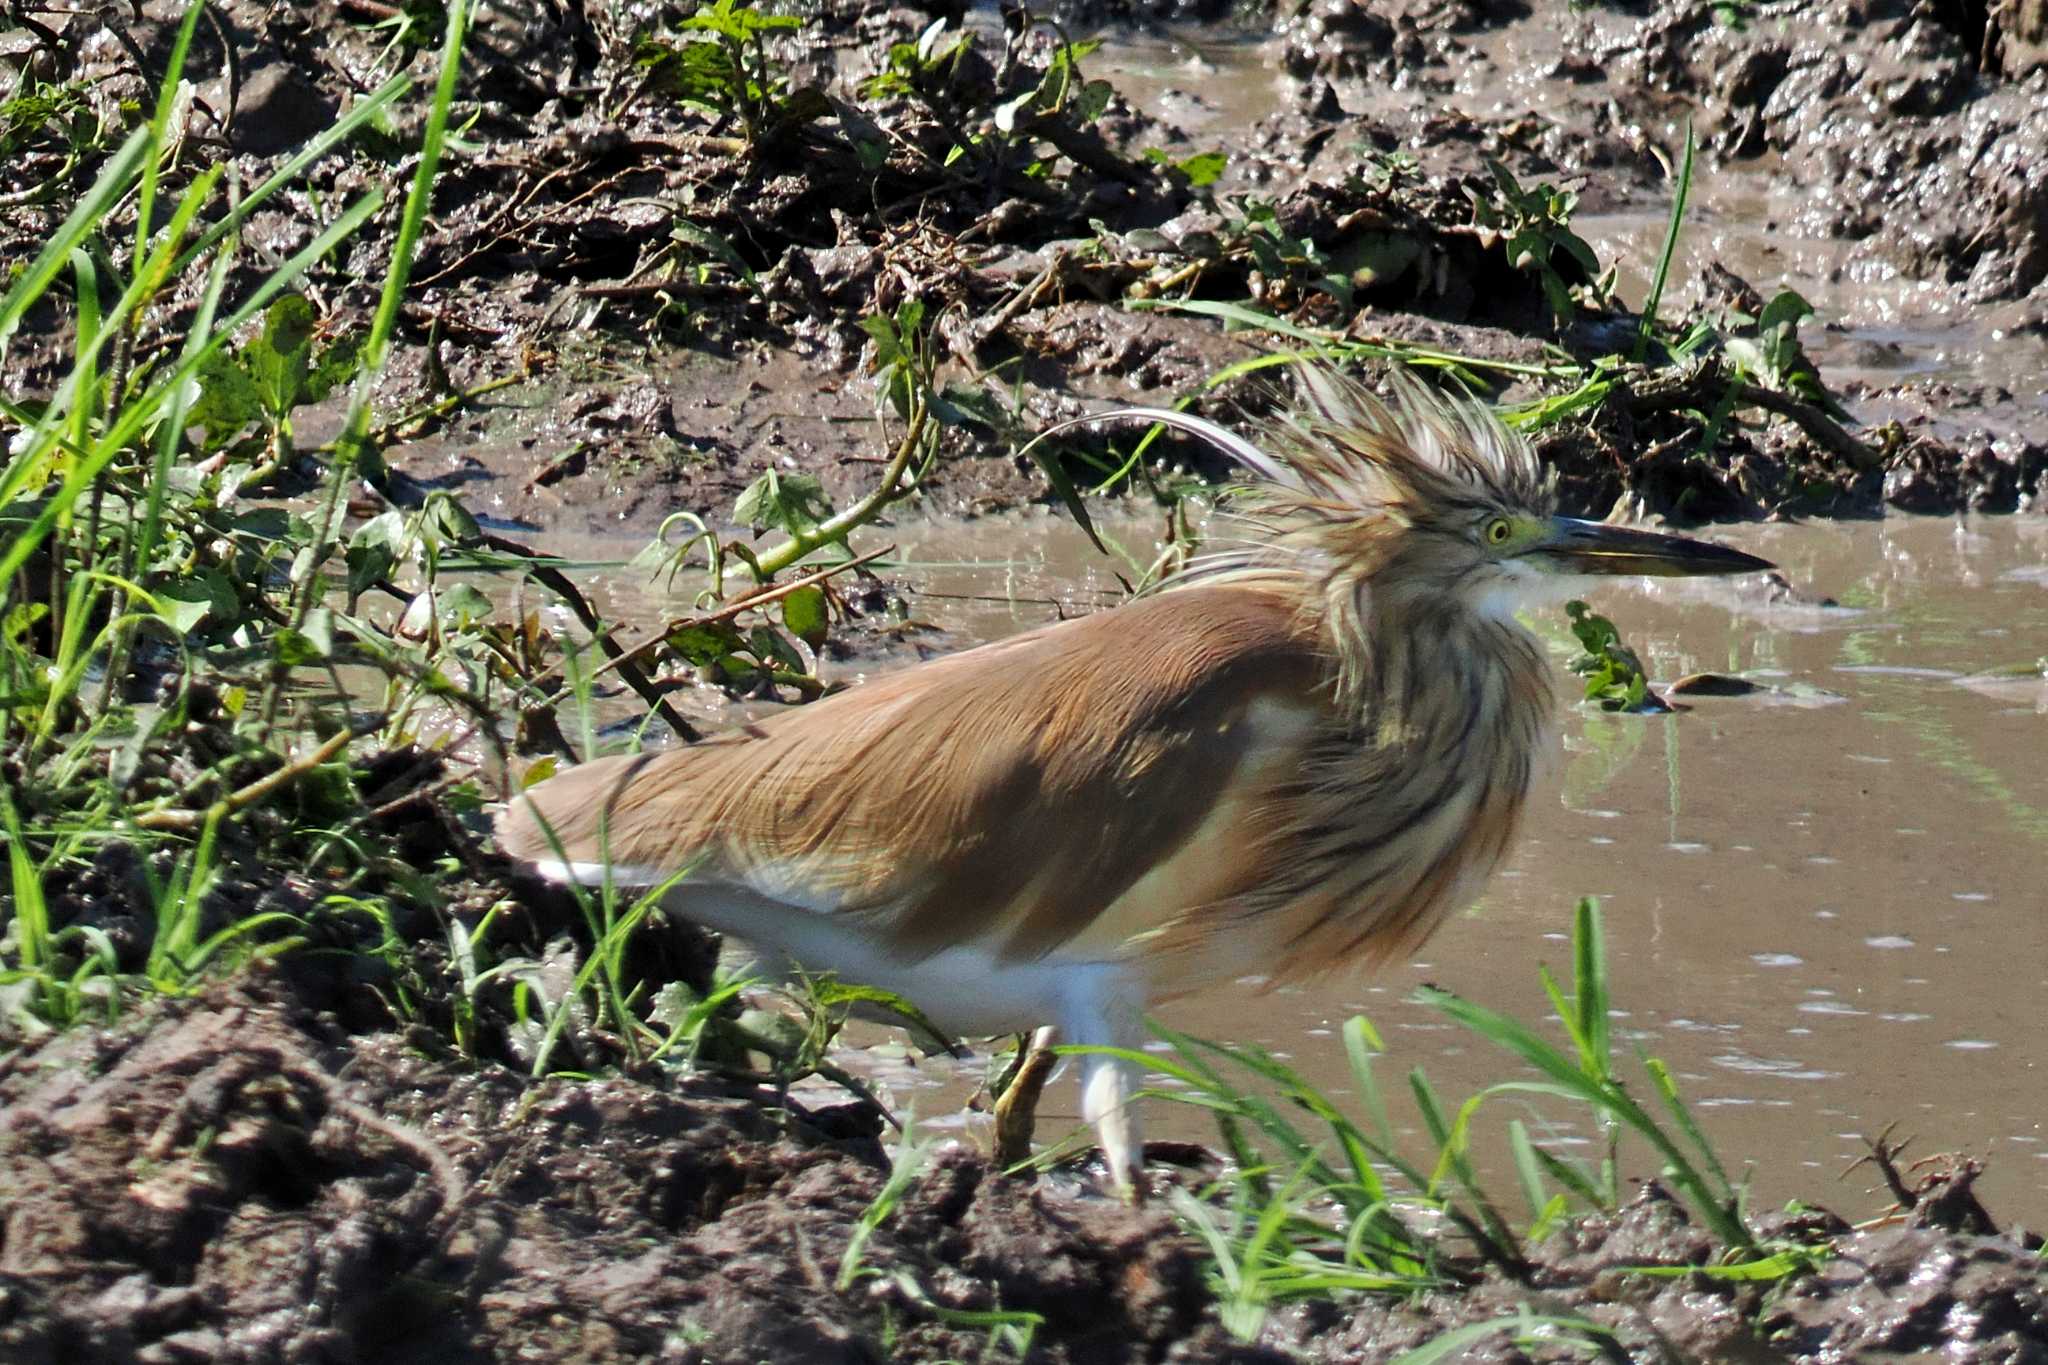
(4, 0, 2044, 528)
(2, 969, 2045, 1362)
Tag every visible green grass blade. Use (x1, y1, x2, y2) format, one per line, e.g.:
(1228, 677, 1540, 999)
(1508, 1118, 1549, 1223)
(333, 0, 478, 484)
(1, 794, 53, 1000)
(1524, 1133, 1607, 1210)
(132, 0, 209, 276)
(1342, 1015, 1398, 1148)
(1419, 984, 1752, 1250)
(170, 75, 413, 278)
(1644, 1055, 1735, 1199)
(1572, 897, 1611, 1079)
(836, 1122, 932, 1290)
(1537, 962, 1586, 1067)
(133, 195, 235, 576)
(1130, 296, 1337, 345)
(0, 192, 385, 586)
(0, 130, 150, 351)
(1619, 1246, 1824, 1281)
(1634, 118, 1695, 361)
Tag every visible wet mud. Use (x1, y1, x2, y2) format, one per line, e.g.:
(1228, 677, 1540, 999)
(4, 976, 2045, 1364)
(5, 0, 2045, 527)
(8, 0, 2048, 1359)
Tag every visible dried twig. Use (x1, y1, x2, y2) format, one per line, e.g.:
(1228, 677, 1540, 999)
(479, 533, 703, 745)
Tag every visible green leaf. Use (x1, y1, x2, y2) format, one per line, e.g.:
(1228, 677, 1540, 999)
(666, 621, 746, 667)
(1071, 79, 1114, 123)
(732, 469, 832, 536)
(780, 583, 828, 646)
(273, 627, 327, 665)
(249, 293, 316, 418)
(345, 541, 396, 601)
(747, 623, 807, 673)
(424, 493, 481, 547)
(436, 582, 493, 629)
(672, 218, 759, 289)
(186, 351, 264, 452)
(346, 510, 409, 598)
(993, 89, 1037, 133)
(299, 606, 335, 659)
(1176, 150, 1227, 187)
(304, 330, 365, 404)
(1756, 288, 1814, 336)
(812, 980, 956, 1054)
(155, 581, 218, 634)
(858, 314, 905, 369)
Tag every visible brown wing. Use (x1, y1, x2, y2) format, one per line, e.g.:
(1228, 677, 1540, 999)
(497, 582, 1332, 963)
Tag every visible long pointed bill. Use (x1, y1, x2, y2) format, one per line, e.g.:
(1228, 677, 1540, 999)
(1530, 518, 1775, 577)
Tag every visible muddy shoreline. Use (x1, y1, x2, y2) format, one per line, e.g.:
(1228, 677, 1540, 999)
(6, 973, 2047, 1364)
(4, 0, 2048, 1359)
(5, 0, 2046, 530)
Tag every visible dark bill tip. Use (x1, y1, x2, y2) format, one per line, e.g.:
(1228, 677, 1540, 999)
(1537, 518, 1776, 578)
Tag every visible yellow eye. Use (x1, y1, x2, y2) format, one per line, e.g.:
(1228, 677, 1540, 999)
(1484, 517, 1513, 546)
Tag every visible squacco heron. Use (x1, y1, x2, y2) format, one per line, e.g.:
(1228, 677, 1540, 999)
(497, 369, 1772, 1193)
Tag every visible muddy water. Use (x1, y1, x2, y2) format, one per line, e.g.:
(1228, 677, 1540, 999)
(531, 510, 2048, 1222)
(1190, 511, 2048, 1222)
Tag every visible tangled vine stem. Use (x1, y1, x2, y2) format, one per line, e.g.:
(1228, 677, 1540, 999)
(745, 391, 930, 585)
(132, 723, 361, 832)
(584, 543, 895, 693)
(479, 533, 703, 745)
(1621, 361, 1879, 470)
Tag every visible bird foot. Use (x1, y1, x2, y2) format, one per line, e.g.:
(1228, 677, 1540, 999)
(991, 1031, 1060, 1171)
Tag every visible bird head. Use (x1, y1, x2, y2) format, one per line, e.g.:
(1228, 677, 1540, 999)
(1257, 366, 1774, 619)
(1027, 364, 1773, 625)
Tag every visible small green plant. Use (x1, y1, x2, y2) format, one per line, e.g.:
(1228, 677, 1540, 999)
(352, 0, 451, 64)
(0, 76, 98, 161)
(1386, 1309, 1625, 1363)
(1634, 121, 1696, 361)
(1563, 599, 1665, 713)
(1083, 900, 1781, 1338)
(856, 18, 1154, 201)
(632, 0, 827, 152)
(837, 1123, 936, 1290)
(861, 16, 974, 103)
(1415, 900, 1754, 1249)
(713, 298, 1094, 592)
(0, 0, 506, 1041)
(1466, 159, 1609, 328)
(1141, 147, 1227, 187)
(186, 294, 364, 486)
(1723, 288, 1850, 420)
(1359, 148, 1420, 191)
(983, 31, 1114, 171)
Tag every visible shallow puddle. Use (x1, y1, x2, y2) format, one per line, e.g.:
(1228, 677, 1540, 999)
(518, 506, 2048, 1222)
(1167, 510, 2048, 1221)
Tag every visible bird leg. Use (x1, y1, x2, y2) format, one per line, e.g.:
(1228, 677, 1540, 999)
(1058, 964, 1148, 1202)
(991, 1025, 1060, 1171)
(1080, 1049, 1146, 1203)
